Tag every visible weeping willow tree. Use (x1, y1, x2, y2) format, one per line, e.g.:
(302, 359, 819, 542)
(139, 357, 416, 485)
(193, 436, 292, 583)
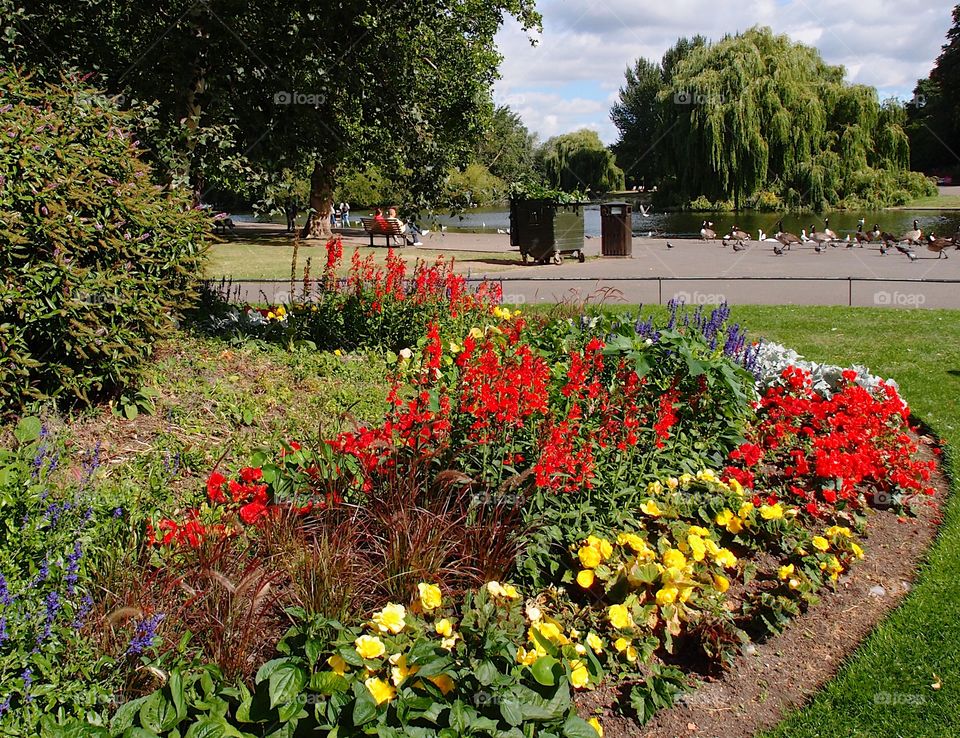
(538, 129, 625, 195)
(656, 27, 933, 210)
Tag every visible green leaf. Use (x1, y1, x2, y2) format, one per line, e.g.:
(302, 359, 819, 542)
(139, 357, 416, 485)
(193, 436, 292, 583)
(562, 715, 602, 738)
(124, 403, 139, 420)
(531, 655, 559, 686)
(14, 416, 42, 444)
(268, 662, 308, 710)
(138, 690, 180, 733)
(310, 671, 349, 695)
(351, 680, 377, 726)
(109, 696, 149, 733)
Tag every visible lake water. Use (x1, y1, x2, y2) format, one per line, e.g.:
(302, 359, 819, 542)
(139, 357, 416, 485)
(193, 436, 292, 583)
(235, 205, 960, 241)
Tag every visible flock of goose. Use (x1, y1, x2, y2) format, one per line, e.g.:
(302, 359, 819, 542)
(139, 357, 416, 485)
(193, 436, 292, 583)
(699, 218, 958, 261)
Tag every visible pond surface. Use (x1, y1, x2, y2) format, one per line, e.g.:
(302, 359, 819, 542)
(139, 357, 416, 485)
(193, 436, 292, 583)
(233, 206, 960, 241)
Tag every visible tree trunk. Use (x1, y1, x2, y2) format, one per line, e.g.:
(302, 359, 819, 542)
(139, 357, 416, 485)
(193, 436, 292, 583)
(303, 160, 335, 240)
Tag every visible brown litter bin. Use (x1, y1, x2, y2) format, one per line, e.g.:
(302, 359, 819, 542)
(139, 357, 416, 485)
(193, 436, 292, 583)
(601, 202, 632, 257)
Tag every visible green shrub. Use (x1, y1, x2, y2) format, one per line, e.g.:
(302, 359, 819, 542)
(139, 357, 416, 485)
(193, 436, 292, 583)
(0, 70, 209, 416)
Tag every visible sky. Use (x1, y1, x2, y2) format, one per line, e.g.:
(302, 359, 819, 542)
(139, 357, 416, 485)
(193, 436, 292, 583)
(493, 0, 954, 144)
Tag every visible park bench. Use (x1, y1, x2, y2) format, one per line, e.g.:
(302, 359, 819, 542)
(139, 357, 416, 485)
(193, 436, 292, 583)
(361, 217, 408, 247)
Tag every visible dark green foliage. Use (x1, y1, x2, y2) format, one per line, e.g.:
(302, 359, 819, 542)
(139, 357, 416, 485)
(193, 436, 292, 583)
(0, 70, 209, 415)
(906, 5, 960, 174)
(538, 129, 625, 195)
(614, 27, 935, 209)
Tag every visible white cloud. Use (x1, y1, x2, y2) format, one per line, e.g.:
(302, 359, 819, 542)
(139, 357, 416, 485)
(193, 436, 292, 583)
(495, 0, 953, 144)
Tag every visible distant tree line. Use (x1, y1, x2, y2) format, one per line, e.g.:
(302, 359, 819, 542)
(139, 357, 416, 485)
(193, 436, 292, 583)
(610, 27, 937, 210)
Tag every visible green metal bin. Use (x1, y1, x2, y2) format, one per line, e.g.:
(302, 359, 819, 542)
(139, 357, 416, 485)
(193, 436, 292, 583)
(509, 198, 586, 265)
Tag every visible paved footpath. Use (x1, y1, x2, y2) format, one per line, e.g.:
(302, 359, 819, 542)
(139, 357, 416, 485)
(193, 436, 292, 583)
(401, 232, 960, 309)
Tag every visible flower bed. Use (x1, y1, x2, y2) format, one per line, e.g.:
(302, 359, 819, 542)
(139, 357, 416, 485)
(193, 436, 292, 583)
(0, 297, 941, 738)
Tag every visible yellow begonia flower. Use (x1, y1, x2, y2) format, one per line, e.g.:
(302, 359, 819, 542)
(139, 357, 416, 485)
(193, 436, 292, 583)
(576, 569, 596, 588)
(586, 633, 604, 653)
(578, 545, 602, 569)
(441, 634, 459, 651)
(726, 516, 744, 534)
(327, 654, 348, 676)
(778, 564, 795, 580)
(354, 635, 386, 660)
(428, 674, 455, 695)
(614, 637, 638, 662)
(851, 542, 864, 559)
(364, 676, 396, 705)
(738, 502, 755, 519)
(713, 574, 730, 593)
(639, 500, 662, 517)
(760, 504, 784, 520)
(586, 535, 613, 559)
(656, 586, 678, 606)
(715, 510, 734, 526)
(616, 532, 646, 552)
(516, 646, 537, 665)
(534, 621, 563, 643)
(389, 654, 419, 686)
(607, 604, 634, 630)
(665, 477, 679, 490)
(688, 525, 710, 537)
(825, 525, 852, 538)
(435, 618, 453, 638)
(728, 478, 744, 496)
(812, 536, 830, 552)
(502, 583, 519, 599)
(687, 535, 707, 562)
(714, 548, 738, 568)
(646, 480, 664, 496)
(588, 717, 604, 736)
(469, 327, 484, 339)
(371, 603, 406, 634)
(679, 473, 694, 487)
(418, 582, 442, 611)
(569, 660, 591, 689)
(662, 548, 687, 570)
(697, 469, 717, 482)
(486, 581, 506, 597)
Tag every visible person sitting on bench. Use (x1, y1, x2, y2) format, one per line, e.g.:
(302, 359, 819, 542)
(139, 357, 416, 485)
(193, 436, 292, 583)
(388, 207, 424, 246)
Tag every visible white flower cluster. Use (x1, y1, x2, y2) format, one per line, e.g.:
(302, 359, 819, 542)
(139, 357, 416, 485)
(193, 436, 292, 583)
(753, 341, 899, 399)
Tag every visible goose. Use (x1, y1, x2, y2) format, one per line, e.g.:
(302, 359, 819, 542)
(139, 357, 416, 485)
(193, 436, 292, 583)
(901, 219, 922, 245)
(775, 231, 801, 250)
(721, 237, 731, 248)
(852, 221, 872, 247)
(927, 234, 953, 259)
(730, 225, 750, 242)
(733, 241, 746, 252)
(809, 226, 832, 247)
(823, 218, 838, 240)
(700, 221, 716, 241)
(666, 241, 674, 249)
(814, 241, 825, 254)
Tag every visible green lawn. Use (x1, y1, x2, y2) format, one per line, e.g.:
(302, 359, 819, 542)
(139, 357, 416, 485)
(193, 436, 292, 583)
(902, 193, 960, 209)
(726, 307, 960, 738)
(207, 238, 522, 280)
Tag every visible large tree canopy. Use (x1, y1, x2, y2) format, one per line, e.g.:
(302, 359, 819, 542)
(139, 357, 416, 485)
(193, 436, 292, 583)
(907, 4, 960, 174)
(611, 36, 705, 188)
(612, 27, 933, 210)
(3, 0, 540, 235)
(537, 129, 624, 195)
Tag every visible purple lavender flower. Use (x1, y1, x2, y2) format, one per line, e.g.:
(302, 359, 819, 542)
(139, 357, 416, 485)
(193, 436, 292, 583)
(0, 572, 11, 606)
(39, 591, 61, 642)
(35, 557, 49, 585)
(65, 541, 82, 595)
(0, 616, 7, 643)
(127, 614, 164, 656)
(80, 442, 102, 489)
(0, 695, 9, 717)
(72, 594, 93, 629)
(113, 507, 124, 518)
